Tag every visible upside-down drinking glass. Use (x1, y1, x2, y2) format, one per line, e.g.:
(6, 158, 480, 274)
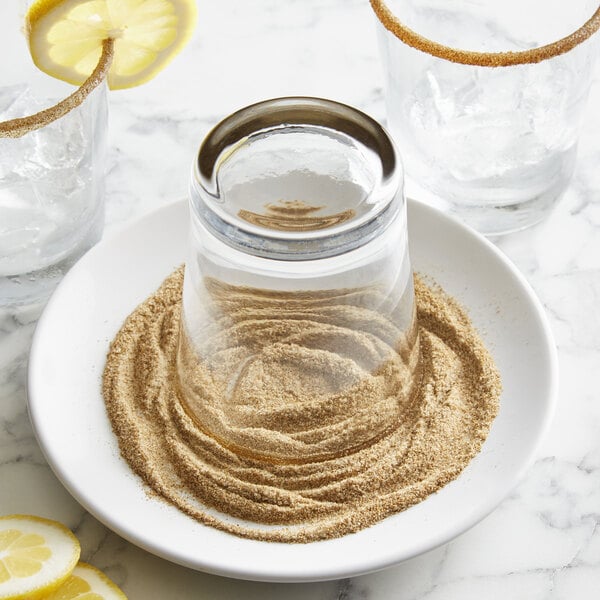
(178, 97, 420, 464)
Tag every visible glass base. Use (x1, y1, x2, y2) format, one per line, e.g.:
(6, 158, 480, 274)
(0, 217, 103, 308)
(405, 178, 563, 237)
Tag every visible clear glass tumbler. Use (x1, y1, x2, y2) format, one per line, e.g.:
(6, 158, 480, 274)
(0, 3, 107, 306)
(178, 97, 420, 464)
(372, 0, 600, 235)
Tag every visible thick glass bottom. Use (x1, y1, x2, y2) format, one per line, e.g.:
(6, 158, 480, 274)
(0, 213, 103, 308)
(405, 178, 565, 236)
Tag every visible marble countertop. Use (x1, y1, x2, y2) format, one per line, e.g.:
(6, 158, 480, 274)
(2, 1, 600, 598)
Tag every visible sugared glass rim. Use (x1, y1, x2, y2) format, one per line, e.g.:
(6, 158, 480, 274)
(370, 0, 600, 67)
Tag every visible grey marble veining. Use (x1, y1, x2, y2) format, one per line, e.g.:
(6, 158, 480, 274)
(1, 0, 600, 598)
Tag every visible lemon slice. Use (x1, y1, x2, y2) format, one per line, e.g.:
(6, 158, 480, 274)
(42, 563, 127, 600)
(0, 515, 80, 600)
(26, 0, 197, 89)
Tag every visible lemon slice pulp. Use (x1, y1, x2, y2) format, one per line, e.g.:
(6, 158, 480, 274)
(27, 0, 197, 89)
(0, 515, 80, 600)
(42, 563, 127, 600)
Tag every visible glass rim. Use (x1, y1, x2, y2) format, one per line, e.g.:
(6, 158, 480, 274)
(370, 0, 600, 67)
(0, 38, 113, 139)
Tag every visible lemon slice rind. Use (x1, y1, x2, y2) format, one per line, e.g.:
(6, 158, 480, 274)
(0, 515, 80, 600)
(26, 0, 197, 90)
(43, 562, 127, 600)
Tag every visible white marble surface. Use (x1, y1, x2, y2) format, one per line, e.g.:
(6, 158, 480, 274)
(1, 0, 600, 597)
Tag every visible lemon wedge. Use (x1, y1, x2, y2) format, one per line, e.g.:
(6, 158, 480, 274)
(26, 0, 197, 89)
(42, 563, 127, 600)
(0, 515, 80, 600)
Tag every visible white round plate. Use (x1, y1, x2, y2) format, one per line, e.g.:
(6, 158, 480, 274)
(28, 199, 557, 582)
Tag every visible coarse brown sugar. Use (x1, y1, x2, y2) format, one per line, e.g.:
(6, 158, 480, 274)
(103, 267, 501, 543)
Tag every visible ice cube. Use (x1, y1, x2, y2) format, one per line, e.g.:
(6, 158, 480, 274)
(32, 107, 87, 170)
(0, 85, 45, 120)
(410, 66, 484, 129)
(473, 67, 523, 113)
(0, 84, 30, 118)
(0, 133, 36, 184)
(0, 85, 45, 182)
(34, 165, 90, 223)
(0, 181, 55, 252)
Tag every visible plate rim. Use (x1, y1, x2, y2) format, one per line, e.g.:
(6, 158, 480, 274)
(27, 198, 558, 582)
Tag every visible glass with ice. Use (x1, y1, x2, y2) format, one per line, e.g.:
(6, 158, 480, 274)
(372, 0, 600, 235)
(0, 0, 198, 307)
(0, 83, 106, 306)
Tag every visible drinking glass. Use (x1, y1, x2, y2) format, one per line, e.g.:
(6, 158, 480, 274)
(372, 0, 600, 235)
(0, 3, 107, 306)
(178, 97, 420, 464)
